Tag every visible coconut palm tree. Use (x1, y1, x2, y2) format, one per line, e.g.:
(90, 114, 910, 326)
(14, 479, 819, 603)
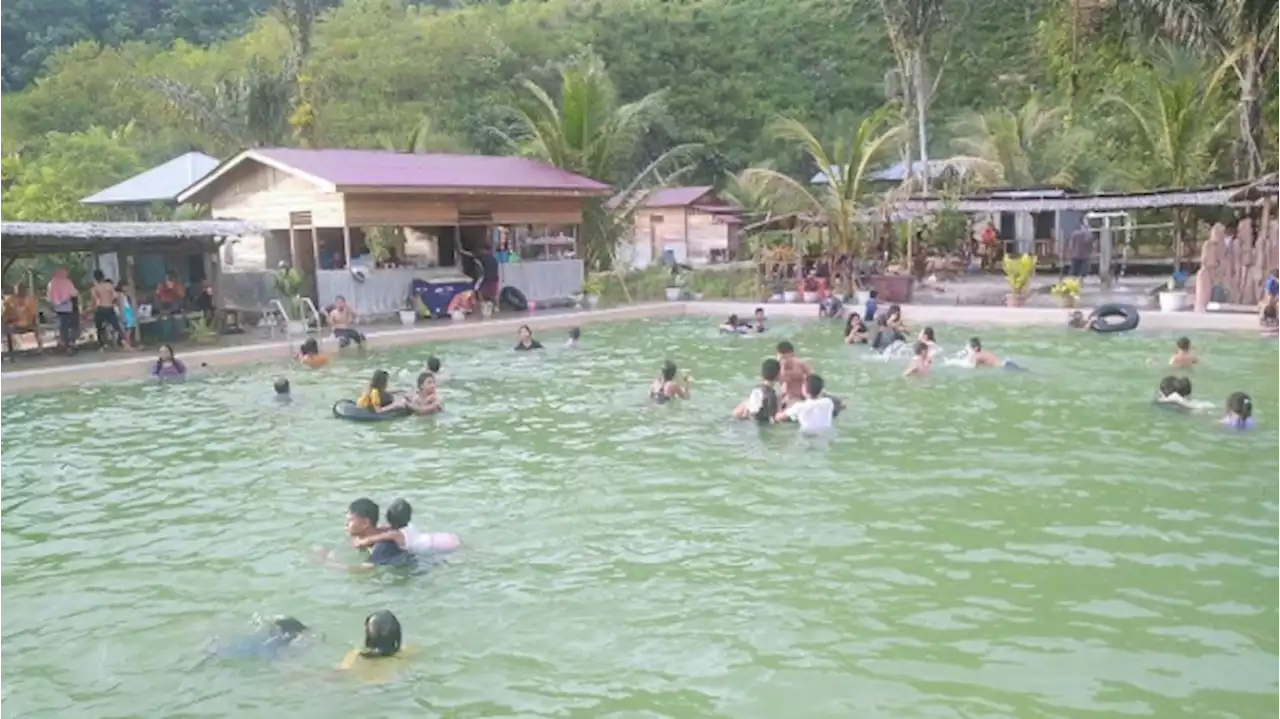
(742, 105, 904, 290)
(378, 115, 468, 155)
(1103, 43, 1232, 190)
(948, 96, 1092, 188)
(879, 0, 951, 193)
(1116, 0, 1277, 179)
(499, 49, 699, 272)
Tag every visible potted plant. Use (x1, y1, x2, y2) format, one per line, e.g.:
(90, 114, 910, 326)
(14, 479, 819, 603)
(1002, 253, 1036, 307)
(188, 316, 219, 345)
(582, 275, 604, 309)
(665, 271, 684, 301)
(800, 277, 819, 304)
(1050, 277, 1082, 308)
(1158, 276, 1189, 312)
(398, 297, 417, 327)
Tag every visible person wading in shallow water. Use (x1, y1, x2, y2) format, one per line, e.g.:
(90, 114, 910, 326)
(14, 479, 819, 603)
(775, 341, 812, 408)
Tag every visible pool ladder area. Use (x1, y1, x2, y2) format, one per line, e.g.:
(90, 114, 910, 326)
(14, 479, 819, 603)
(265, 298, 324, 344)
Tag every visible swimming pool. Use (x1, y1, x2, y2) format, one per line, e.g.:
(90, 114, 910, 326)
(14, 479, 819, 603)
(2, 317, 1276, 717)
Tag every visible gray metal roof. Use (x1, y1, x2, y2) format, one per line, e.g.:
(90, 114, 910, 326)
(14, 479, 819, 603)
(81, 152, 220, 206)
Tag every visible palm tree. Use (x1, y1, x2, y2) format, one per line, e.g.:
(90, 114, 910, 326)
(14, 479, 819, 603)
(1104, 43, 1234, 256)
(1104, 43, 1232, 189)
(378, 116, 468, 155)
(742, 105, 904, 290)
(138, 56, 300, 154)
(1117, 0, 1277, 179)
(949, 96, 1092, 188)
(499, 49, 699, 272)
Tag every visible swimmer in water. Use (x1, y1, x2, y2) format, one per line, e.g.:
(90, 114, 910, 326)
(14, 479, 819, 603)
(565, 327, 581, 349)
(404, 371, 442, 415)
(356, 370, 405, 413)
(339, 611, 415, 682)
(274, 378, 291, 402)
(1261, 300, 1278, 338)
(871, 315, 905, 352)
(844, 313, 868, 344)
(515, 325, 544, 351)
(733, 358, 781, 423)
(884, 304, 907, 333)
(351, 498, 459, 554)
(334, 498, 415, 570)
(650, 360, 691, 402)
(903, 341, 932, 378)
(719, 314, 749, 333)
(1169, 337, 1198, 368)
(775, 341, 812, 406)
(298, 337, 329, 368)
(966, 337, 1024, 370)
(1221, 391, 1255, 429)
(203, 616, 310, 664)
(918, 326, 939, 354)
(1067, 310, 1095, 330)
(752, 307, 767, 333)
(773, 373, 836, 432)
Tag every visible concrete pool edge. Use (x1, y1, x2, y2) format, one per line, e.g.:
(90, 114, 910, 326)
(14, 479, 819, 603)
(0, 301, 1261, 395)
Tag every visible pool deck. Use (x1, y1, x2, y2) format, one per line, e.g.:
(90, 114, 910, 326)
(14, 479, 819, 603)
(0, 301, 1263, 395)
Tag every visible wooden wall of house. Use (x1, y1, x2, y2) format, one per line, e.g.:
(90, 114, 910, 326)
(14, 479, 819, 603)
(206, 162, 345, 229)
(344, 194, 586, 227)
(345, 195, 457, 226)
(684, 211, 731, 262)
(629, 207, 731, 265)
(631, 207, 688, 260)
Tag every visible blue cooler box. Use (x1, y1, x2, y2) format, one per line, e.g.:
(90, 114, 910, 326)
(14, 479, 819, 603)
(412, 277, 475, 318)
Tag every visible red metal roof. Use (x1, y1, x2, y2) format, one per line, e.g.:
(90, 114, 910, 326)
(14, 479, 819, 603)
(253, 148, 611, 193)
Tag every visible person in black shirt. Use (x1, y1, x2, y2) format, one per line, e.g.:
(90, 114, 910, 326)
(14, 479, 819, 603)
(514, 324, 544, 351)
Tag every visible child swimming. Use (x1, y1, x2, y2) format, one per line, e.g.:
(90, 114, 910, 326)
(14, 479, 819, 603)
(733, 358, 781, 423)
(775, 341, 812, 406)
(356, 370, 403, 413)
(274, 378, 291, 402)
(774, 373, 836, 432)
(1221, 392, 1256, 429)
(351, 498, 460, 554)
(339, 611, 415, 683)
(752, 307, 768, 333)
(650, 360, 691, 402)
(903, 341, 932, 378)
(151, 344, 186, 380)
(719, 314, 750, 334)
(405, 371, 442, 415)
(1170, 337, 1198, 368)
(844, 313, 868, 344)
(565, 327, 581, 348)
(298, 337, 329, 368)
(203, 616, 309, 663)
(966, 337, 1025, 371)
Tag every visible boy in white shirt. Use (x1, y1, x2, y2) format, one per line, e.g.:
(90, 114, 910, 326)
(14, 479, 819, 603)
(775, 373, 836, 431)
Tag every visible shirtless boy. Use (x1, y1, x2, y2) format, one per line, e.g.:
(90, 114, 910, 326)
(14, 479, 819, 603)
(328, 296, 366, 349)
(966, 337, 1003, 368)
(775, 341, 812, 406)
(91, 270, 125, 349)
(1169, 337, 1198, 368)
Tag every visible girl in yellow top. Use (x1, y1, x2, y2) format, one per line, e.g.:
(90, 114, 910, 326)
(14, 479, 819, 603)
(356, 370, 403, 412)
(339, 610, 415, 683)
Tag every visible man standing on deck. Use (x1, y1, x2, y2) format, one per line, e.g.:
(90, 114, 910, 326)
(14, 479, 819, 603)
(1067, 220, 1093, 278)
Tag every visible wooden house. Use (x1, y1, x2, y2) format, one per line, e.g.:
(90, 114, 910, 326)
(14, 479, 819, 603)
(616, 187, 742, 269)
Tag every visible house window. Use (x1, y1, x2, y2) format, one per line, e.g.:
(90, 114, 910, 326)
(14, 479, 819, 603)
(650, 214, 665, 223)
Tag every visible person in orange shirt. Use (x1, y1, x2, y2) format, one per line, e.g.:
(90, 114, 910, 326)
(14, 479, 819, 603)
(3, 284, 43, 360)
(297, 337, 330, 368)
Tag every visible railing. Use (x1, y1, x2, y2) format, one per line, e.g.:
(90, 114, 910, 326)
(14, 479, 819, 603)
(299, 296, 323, 332)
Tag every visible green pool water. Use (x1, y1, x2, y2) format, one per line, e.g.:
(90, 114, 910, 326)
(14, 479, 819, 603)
(2, 317, 1277, 718)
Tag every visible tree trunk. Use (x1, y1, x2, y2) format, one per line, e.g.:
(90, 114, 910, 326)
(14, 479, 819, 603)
(912, 51, 931, 194)
(1235, 50, 1263, 180)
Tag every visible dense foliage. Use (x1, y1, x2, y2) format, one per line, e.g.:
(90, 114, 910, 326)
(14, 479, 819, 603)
(1, 0, 1275, 227)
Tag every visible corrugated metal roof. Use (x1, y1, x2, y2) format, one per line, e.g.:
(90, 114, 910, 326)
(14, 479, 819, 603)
(82, 152, 220, 205)
(640, 186, 716, 207)
(253, 148, 611, 192)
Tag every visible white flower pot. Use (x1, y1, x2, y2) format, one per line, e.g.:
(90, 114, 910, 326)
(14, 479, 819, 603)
(450, 309, 466, 321)
(769, 293, 784, 303)
(481, 301, 494, 318)
(585, 294, 599, 309)
(783, 290, 798, 303)
(665, 287, 681, 301)
(398, 309, 416, 326)
(1158, 291, 1188, 313)
(803, 291, 819, 303)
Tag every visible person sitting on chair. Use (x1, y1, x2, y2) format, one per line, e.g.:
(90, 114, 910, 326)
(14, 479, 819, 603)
(3, 283, 43, 360)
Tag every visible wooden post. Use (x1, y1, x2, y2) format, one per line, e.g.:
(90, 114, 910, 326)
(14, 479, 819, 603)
(288, 227, 299, 269)
(311, 228, 321, 274)
(342, 225, 352, 265)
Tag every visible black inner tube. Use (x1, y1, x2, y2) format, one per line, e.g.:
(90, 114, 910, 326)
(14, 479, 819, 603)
(1089, 303, 1140, 333)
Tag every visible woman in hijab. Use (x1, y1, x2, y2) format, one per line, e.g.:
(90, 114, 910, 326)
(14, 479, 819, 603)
(47, 267, 80, 354)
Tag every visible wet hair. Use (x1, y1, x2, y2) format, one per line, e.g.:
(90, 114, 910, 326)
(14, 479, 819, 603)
(385, 499, 412, 529)
(426, 356, 441, 373)
(1158, 376, 1180, 397)
(754, 307, 765, 315)
(274, 378, 290, 395)
(868, 289, 879, 299)
(1227, 391, 1253, 420)
(804, 373, 824, 397)
(300, 338, 319, 355)
(727, 314, 739, 326)
(1067, 310, 1086, 328)
(518, 324, 533, 336)
(968, 337, 982, 351)
(369, 370, 389, 392)
(761, 358, 781, 382)
(1176, 377, 1192, 397)
(93, 269, 105, 282)
(847, 314, 864, 329)
(661, 360, 677, 382)
(921, 326, 935, 342)
(272, 617, 307, 639)
(416, 372, 432, 389)
(914, 340, 929, 356)
(348, 498, 379, 525)
(568, 327, 580, 340)
(776, 341, 795, 355)
(335, 295, 346, 303)
(1175, 337, 1191, 351)
(360, 610, 402, 658)
(887, 304, 902, 319)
